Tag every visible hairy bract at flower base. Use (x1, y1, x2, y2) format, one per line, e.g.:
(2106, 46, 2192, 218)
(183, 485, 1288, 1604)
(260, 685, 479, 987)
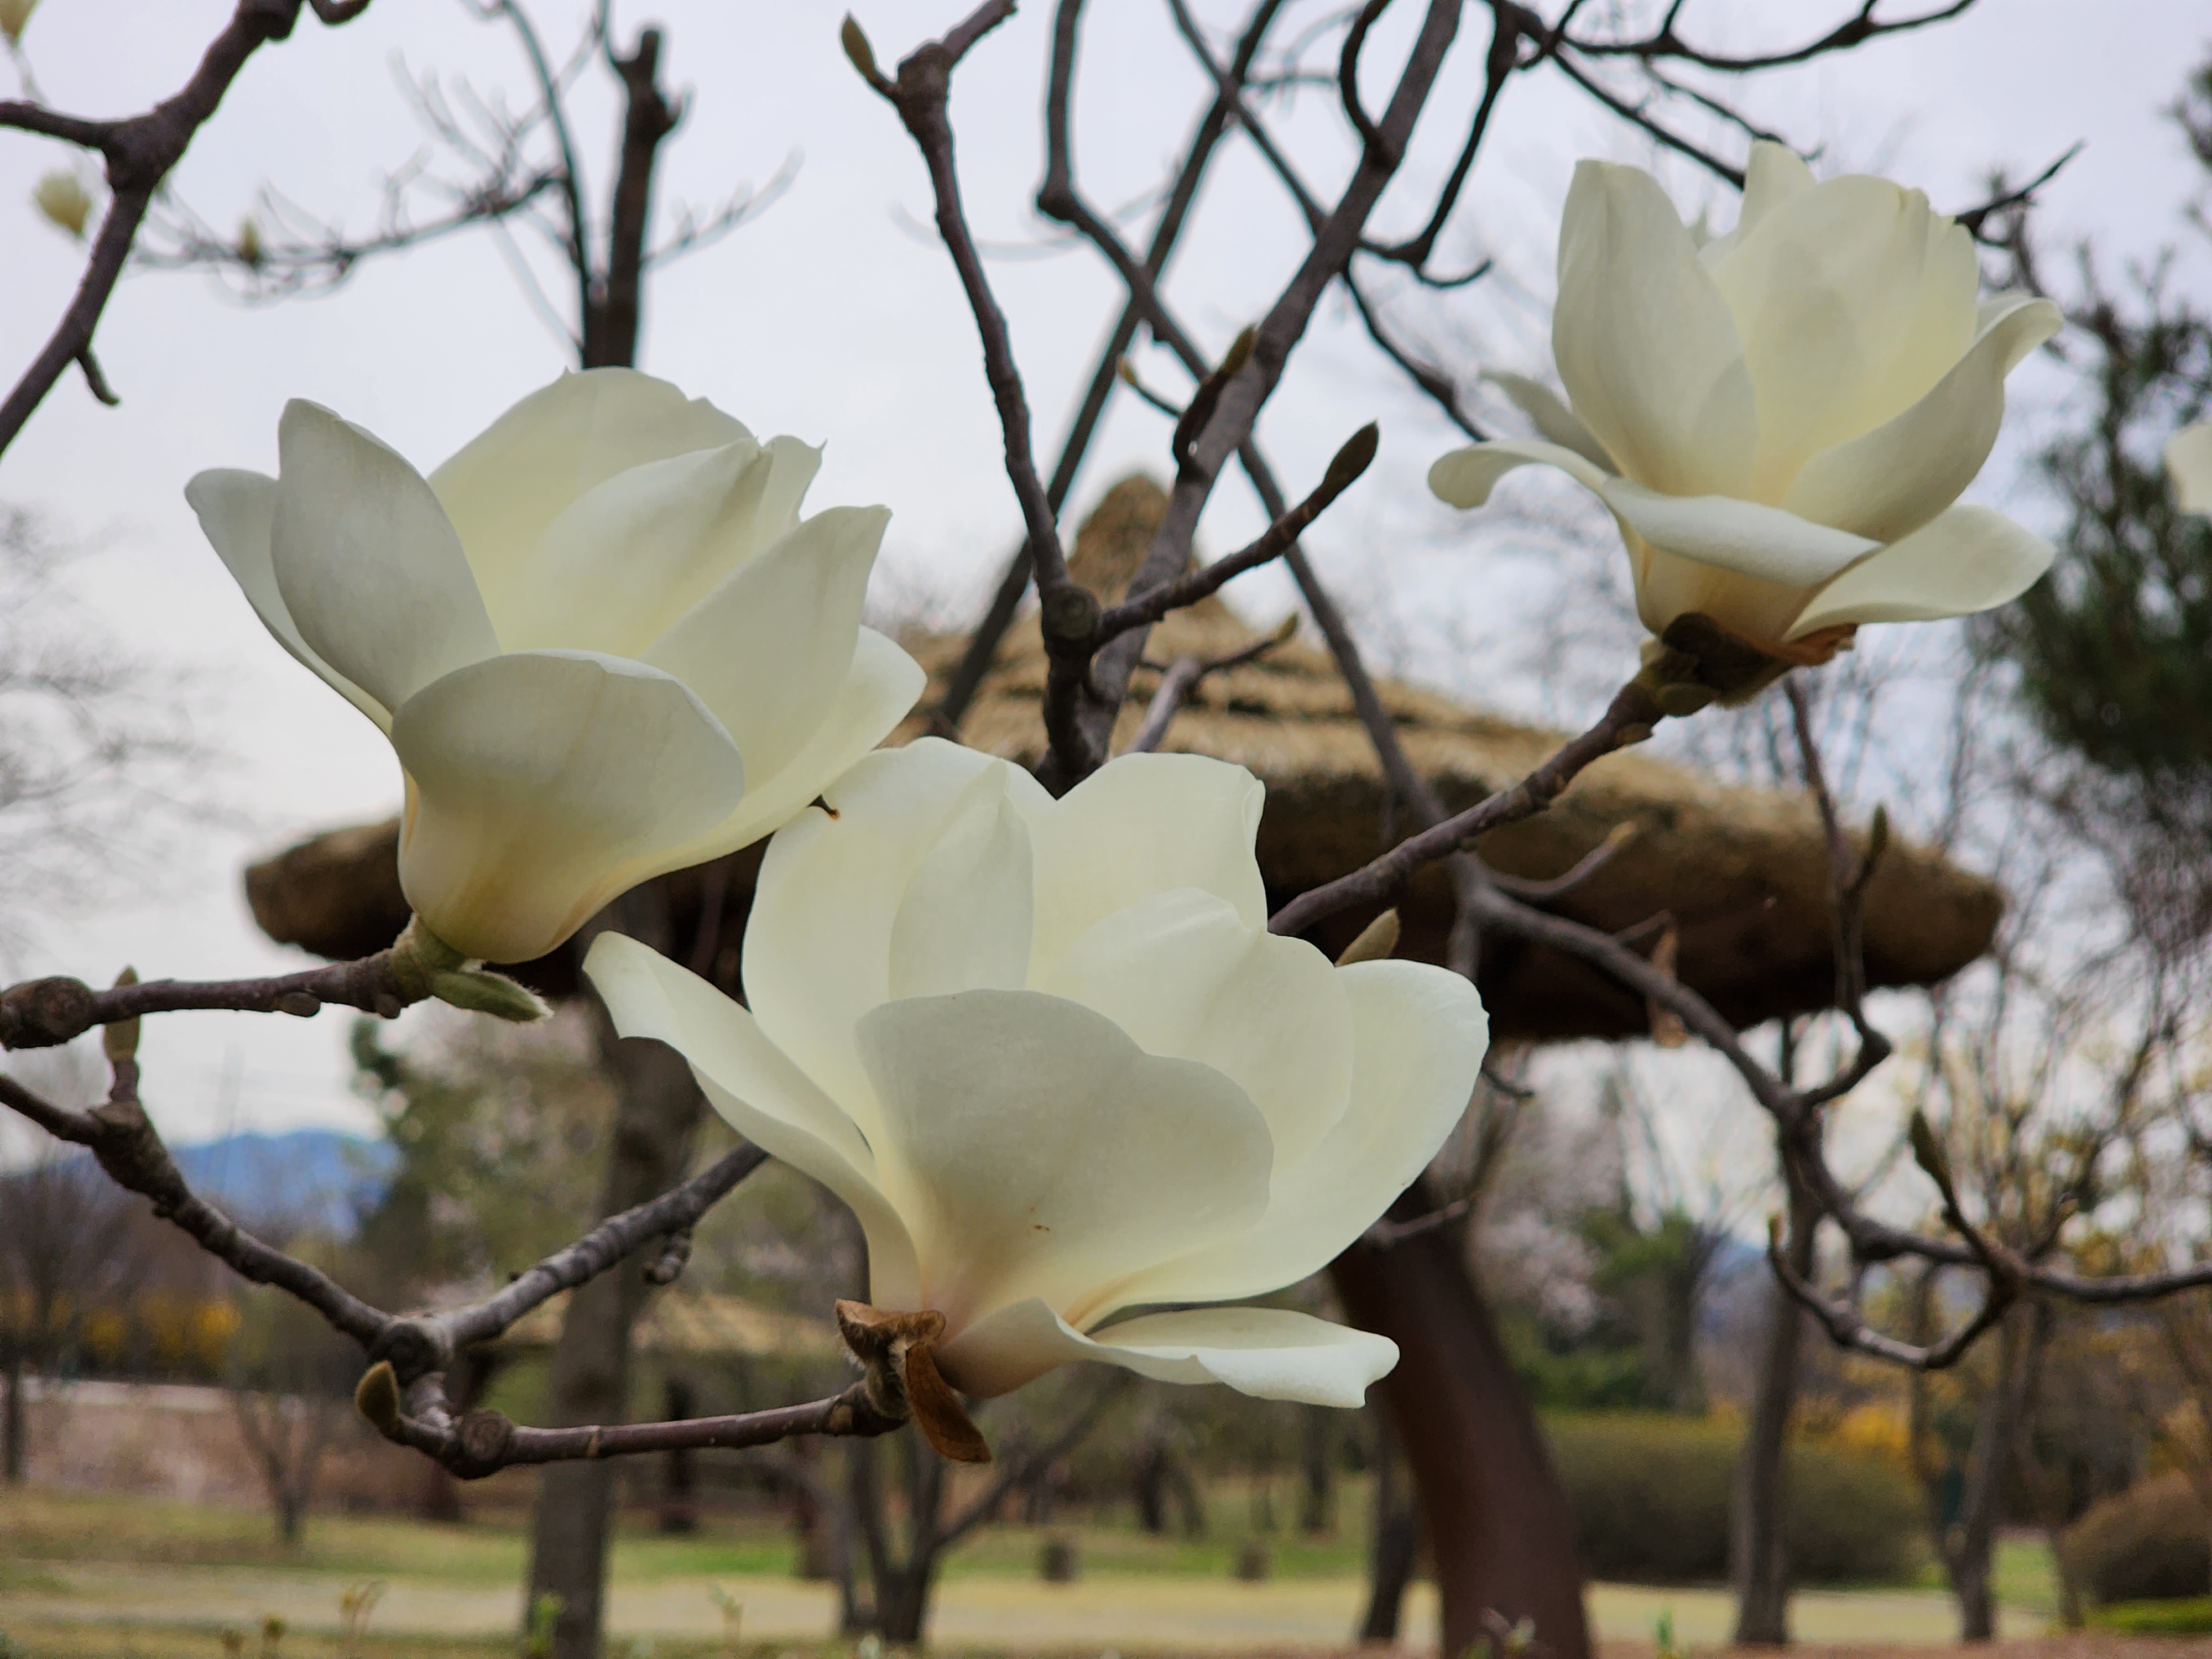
(189, 369, 926, 963)
(2168, 422, 2212, 515)
(585, 739, 1490, 1411)
(1430, 142, 2063, 663)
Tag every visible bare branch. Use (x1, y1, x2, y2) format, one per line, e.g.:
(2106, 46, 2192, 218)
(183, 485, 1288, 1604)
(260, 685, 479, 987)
(0, 0, 378, 457)
(0, 947, 424, 1051)
(1125, 615, 1299, 755)
(1268, 680, 1663, 937)
(1097, 425, 1376, 641)
(855, 6, 1084, 771)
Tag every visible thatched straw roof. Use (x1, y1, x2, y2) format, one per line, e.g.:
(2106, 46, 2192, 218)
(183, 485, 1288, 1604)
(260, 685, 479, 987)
(243, 475, 2000, 1041)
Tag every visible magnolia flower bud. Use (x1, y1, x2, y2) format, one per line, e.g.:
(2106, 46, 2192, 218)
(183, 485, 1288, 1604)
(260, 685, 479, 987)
(237, 216, 263, 269)
(1431, 141, 2062, 669)
(33, 169, 92, 238)
(586, 740, 1491, 1411)
(2167, 422, 2212, 515)
(186, 369, 925, 962)
(0, 0, 39, 45)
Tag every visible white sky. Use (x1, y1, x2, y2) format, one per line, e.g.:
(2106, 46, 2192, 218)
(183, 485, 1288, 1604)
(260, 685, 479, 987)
(1, 0, 2206, 1146)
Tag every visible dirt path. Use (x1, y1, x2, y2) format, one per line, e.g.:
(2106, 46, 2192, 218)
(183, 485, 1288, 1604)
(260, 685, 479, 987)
(4, 1562, 2048, 1649)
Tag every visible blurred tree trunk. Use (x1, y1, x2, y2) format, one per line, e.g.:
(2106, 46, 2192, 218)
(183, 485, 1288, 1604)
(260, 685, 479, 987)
(1331, 1182, 1592, 1659)
(524, 889, 704, 1659)
(1357, 1402, 1421, 1643)
(1300, 1405, 1337, 1535)
(1730, 1161, 1819, 1644)
(1916, 1303, 2049, 1643)
(418, 1350, 498, 1524)
(658, 1376, 699, 1534)
(2, 1340, 23, 1485)
(518, 30, 691, 1655)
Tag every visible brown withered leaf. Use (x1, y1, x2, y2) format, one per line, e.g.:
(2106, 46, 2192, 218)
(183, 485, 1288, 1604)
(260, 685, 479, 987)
(905, 1342, 992, 1463)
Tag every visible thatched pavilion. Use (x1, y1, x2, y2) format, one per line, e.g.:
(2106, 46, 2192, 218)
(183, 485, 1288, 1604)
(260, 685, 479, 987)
(244, 474, 1999, 1035)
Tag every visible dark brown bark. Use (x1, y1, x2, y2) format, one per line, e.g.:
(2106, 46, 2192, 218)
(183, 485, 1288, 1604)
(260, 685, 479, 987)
(524, 893, 706, 1659)
(2, 1343, 23, 1485)
(1357, 1402, 1421, 1644)
(1299, 1404, 1336, 1535)
(658, 1376, 699, 1534)
(582, 30, 677, 371)
(1731, 1161, 1820, 1644)
(1917, 1303, 2049, 1643)
(1330, 1188, 1592, 1659)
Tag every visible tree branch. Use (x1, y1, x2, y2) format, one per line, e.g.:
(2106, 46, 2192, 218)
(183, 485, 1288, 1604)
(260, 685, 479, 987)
(1, 0, 375, 457)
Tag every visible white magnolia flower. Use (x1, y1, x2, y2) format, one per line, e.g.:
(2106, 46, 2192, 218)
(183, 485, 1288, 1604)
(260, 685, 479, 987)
(586, 739, 1489, 1410)
(2168, 423, 2212, 515)
(1431, 142, 2063, 658)
(190, 369, 925, 963)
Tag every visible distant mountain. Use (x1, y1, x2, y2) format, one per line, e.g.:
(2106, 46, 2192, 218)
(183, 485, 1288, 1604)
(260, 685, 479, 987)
(168, 1128, 395, 1237)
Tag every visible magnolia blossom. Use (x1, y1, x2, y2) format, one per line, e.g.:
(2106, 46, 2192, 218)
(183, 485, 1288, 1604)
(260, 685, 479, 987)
(2168, 424, 2212, 515)
(586, 739, 1490, 1408)
(1431, 142, 2062, 656)
(190, 369, 924, 962)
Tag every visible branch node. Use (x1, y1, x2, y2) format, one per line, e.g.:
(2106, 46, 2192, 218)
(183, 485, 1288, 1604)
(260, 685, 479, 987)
(0, 974, 100, 1050)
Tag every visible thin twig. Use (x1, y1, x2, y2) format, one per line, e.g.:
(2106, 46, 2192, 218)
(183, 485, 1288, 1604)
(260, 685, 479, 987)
(1125, 616, 1298, 755)
(1, 0, 377, 456)
(1268, 681, 1662, 937)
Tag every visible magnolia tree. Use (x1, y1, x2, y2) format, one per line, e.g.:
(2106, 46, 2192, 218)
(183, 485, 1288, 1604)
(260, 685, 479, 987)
(8, 1, 2212, 1656)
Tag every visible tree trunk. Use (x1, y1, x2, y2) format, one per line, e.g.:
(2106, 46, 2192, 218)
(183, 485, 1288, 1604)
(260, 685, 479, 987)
(1730, 1164, 1819, 1645)
(418, 1350, 497, 1524)
(278, 1479, 307, 1547)
(524, 895, 705, 1659)
(1358, 1404, 1422, 1644)
(1301, 1405, 1337, 1536)
(1331, 1187, 1592, 1659)
(658, 1377, 698, 1535)
(2044, 1522, 2083, 1630)
(1944, 1306, 2048, 1643)
(2, 1342, 23, 1485)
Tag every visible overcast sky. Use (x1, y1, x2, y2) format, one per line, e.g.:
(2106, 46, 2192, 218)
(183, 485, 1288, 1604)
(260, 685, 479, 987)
(1, 0, 2206, 1149)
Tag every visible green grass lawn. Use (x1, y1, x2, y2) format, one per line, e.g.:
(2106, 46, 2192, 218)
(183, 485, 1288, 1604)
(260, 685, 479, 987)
(0, 1487, 1372, 1588)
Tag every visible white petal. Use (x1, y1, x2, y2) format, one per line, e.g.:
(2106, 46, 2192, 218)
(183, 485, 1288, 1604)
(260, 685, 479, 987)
(1716, 142, 1817, 255)
(1785, 504, 2055, 638)
(1707, 175, 1949, 494)
(936, 1297, 1396, 1406)
(390, 650, 746, 963)
(743, 739, 1043, 1134)
(1846, 213, 1983, 436)
(1040, 888, 1353, 1170)
(1631, 545, 1817, 643)
(186, 468, 390, 729)
(1552, 160, 1759, 498)
(429, 368, 760, 625)
(491, 436, 814, 655)
(888, 761, 1035, 1001)
(854, 990, 1273, 1338)
(669, 627, 926, 864)
(1597, 476, 1879, 588)
(1429, 436, 1615, 509)
(582, 933, 920, 1310)
(1024, 754, 1268, 976)
(272, 402, 499, 714)
(1109, 959, 1487, 1307)
(1783, 296, 2061, 541)
(1484, 372, 1615, 471)
(2166, 422, 2212, 515)
(644, 505, 888, 785)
